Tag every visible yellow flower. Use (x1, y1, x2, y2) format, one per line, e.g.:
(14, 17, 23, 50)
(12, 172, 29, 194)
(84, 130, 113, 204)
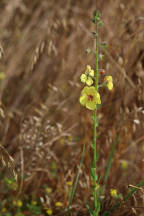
(68, 136, 73, 142)
(60, 137, 65, 145)
(2, 208, 7, 213)
(17, 200, 23, 207)
(86, 77, 93, 86)
(55, 202, 63, 207)
(32, 201, 37, 205)
(110, 189, 117, 197)
(80, 65, 94, 86)
(79, 86, 101, 110)
(46, 208, 53, 215)
(13, 200, 23, 207)
(80, 74, 93, 86)
(66, 181, 73, 186)
(80, 74, 87, 83)
(105, 75, 112, 82)
(45, 187, 52, 193)
(107, 82, 113, 90)
(0, 72, 6, 80)
(121, 161, 128, 169)
(104, 75, 113, 90)
(85, 65, 91, 72)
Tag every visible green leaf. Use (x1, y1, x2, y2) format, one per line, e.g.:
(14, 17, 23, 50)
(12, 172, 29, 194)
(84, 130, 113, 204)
(66, 142, 85, 214)
(90, 167, 96, 180)
(104, 135, 119, 182)
(95, 117, 98, 127)
(93, 10, 101, 19)
(86, 204, 94, 216)
(93, 201, 101, 216)
(98, 21, 104, 27)
(90, 114, 95, 121)
(91, 142, 94, 149)
(91, 18, 96, 24)
(101, 135, 119, 195)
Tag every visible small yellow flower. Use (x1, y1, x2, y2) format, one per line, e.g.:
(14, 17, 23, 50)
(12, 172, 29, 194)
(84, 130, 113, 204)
(104, 75, 113, 90)
(80, 65, 95, 86)
(2, 208, 7, 213)
(110, 189, 117, 197)
(46, 208, 53, 215)
(89, 69, 94, 77)
(13, 200, 23, 207)
(67, 136, 73, 142)
(107, 82, 113, 90)
(51, 162, 56, 169)
(0, 72, 6, 80)
(60, 137, 65, 145)
(121, 161, 128, 169)
(86, 77, 93, 86)
(80, 74, 93, 86)
(105, 75, 112, 82)
(32, 201, 37, 205)
(80, 74, 87, 83)
(79, 86, 101, 110)
(45, 187, 52, 193)
(17, 200, 23, 207)
(85, 65, 91, 72)
(66, 181, 73, 186)
(55, 202, 63, 207)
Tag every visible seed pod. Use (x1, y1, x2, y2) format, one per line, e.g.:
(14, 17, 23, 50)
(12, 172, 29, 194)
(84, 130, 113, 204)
(100, 70, 105, 75)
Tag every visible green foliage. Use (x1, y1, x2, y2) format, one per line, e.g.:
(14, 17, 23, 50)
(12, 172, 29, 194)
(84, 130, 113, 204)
(66, 142, 85, 215)
(26, 203, 42, 215)
(101, 135, 119, 195)
(15, 213, 25, 216)
(5, 213, 12, 216)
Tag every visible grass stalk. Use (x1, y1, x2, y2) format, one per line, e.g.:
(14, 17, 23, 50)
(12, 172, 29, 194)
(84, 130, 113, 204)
(101, 134, 119, 195)
(66, 142, 85, 215)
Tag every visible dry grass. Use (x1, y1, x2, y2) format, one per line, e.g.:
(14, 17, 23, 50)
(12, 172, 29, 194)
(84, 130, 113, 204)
(0, 0, 144, 215)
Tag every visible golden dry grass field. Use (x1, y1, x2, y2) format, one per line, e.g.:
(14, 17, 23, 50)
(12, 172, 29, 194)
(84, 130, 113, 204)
(0, 0, 144, 215)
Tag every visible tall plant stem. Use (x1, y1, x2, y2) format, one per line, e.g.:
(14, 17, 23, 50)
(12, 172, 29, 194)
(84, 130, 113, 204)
(93, 21, 99, 213)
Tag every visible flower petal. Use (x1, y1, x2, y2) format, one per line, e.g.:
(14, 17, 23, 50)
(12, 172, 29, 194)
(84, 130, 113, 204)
(95, 92, 101, 104)
(105, 75, 112, 82)
(86, 101, 97, 110)
(80, 74, 87, 83)
(79, 93, 87, 106)
(89, 69, 94, 77)
(107, 82, 113, 90)
(86, 65, 91, 72)
(81, 86, 90, 94)
(86, 77, 93, 86)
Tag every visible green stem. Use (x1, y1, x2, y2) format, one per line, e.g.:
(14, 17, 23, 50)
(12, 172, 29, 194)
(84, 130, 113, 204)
(93, 109, 97, 211)
(95, 21, 99, 91)
(93, 20, 99, 214)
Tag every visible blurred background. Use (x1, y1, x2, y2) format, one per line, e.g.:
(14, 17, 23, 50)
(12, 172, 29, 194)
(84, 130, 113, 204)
(0, 0, 144, 215)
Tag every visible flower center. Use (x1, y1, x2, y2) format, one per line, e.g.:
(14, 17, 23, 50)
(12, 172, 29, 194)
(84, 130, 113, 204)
(88, 94, 93, 101)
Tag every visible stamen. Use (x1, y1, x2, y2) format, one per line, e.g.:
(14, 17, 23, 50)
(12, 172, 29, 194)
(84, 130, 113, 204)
(88, 94, 93, 101)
